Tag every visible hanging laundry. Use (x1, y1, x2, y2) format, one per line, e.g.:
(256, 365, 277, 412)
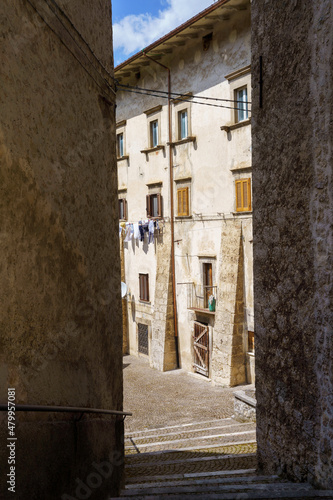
(124, 224, 133, 242)
(133, 223, 140, 240)
(148, 220, 154, 243)
(139, 224, 145, 242)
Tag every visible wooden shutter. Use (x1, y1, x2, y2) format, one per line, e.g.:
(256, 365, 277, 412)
(157, 194, 162, 218)
(139, 274, 149, 302)
(235, 179, 251, 212)
(123, 198, 127, 220)
(235, 180, 242, 211)
(146, 195, 150, 217)
(177, 187, 189, 216)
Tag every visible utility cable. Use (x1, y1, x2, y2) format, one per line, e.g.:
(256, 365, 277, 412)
(118, 87, 251, 112)
(25, 0, 116, 99)
(117, 83, 252, 105)
(46, 0, 116, 89)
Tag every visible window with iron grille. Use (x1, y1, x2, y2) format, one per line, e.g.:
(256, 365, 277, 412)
(146, 193, 162, 218)
(138, 323, 149, 355)
(139, 273, 149, 302)
(235, 178, 251, 212)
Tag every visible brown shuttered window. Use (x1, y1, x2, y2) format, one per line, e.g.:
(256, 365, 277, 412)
(146, 193, 162, 218)
(177, 187, 189, 216)
(235, 178, 251, 212)
(139, 274, 149, 302)
(119, 199, 127, 220)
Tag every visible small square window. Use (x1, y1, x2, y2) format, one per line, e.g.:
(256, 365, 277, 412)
(118, 198, 127, 220)
(146, 193, 162, 218)
(117, 133, 124, 158)
(235, 178, 251, 212)
(150, 120, 159, 148)
(139, 274, 149, 302)
(178, 109, 188, 140)
(235, 87, 248, 123)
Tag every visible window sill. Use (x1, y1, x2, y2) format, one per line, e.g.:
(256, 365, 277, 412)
(189, 307, 215, 316)
(233, 211, 252, 216)
(175, 215, 192, 219)
(117, 155, 129, 161)
(230, 165, 252, 173)
(168, 136, 196, 146)
(140, 145, 165, 154)
(139, 300, 151, 305)
(221, 118, 251, 133)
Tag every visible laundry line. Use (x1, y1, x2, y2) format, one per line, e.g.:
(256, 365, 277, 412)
(119, 218, 165, 244)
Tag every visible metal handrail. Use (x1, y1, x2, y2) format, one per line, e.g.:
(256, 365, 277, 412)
(0, 404, 132, 419)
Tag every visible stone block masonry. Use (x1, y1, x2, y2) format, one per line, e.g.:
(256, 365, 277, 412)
(0, 1, 123, 498)
(212, 220, 246, 387)
(252, 0, 333, 489)
(151, 224, 178, 372)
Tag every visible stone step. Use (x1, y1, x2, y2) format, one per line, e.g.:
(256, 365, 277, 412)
(125, 422, 255, 447)
(125, 468, 257, 485)
(125, 430, 256, 454)
(125, 452, 257, 478)
(125, 418, 239, 438)
(126, 441, 257, 464)
(118, 480, 317, 497)
(112, 479, 333, 499)
(125, 474, 282, 490)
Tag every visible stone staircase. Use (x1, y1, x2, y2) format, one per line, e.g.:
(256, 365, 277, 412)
(111, 418, 333, 499)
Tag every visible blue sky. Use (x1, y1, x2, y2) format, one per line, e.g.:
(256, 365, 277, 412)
(112, 0, 215, 67)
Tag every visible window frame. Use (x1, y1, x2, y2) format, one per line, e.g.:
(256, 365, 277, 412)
(178, 109, 188, 140)
(116, 132, 124, 158)
(146, 193, 162, 219)
(139, 273, 149, 302)
(235, 178, 251, 212)
(150, 119, 159, 148)
(118, 198, 127, 220)
(234, 86, 249, 123)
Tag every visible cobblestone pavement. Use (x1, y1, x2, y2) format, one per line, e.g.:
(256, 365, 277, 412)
(123, 355, 247, 433)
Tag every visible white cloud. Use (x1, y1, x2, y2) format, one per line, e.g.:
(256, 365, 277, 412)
(113, 0, 214, 60)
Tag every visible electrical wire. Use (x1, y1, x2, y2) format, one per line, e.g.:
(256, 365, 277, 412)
(25, 0, 116, 99)
(118, 87, 251, 112)
(46, 0, 116, 88)
(117, 83, 252, 105)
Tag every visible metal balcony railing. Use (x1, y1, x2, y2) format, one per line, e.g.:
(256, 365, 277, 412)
(187, 283, 217, 311)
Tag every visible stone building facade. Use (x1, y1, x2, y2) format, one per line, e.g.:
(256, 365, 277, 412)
(252, 0, 333, 489)
(116, 0, 254, 386)
(0, 1, 123, 498)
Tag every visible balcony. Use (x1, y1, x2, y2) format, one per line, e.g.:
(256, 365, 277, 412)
(186, 283, 218, 314)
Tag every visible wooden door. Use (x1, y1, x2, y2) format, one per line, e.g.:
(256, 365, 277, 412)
(193, 321, 209, 377)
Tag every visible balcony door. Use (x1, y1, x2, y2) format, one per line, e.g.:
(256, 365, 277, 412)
(203, 263, 213, 309)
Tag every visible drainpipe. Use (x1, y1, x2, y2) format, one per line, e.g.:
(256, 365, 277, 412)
(143, 52, 180, 369)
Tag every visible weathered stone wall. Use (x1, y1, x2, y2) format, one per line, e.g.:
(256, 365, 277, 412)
(212, 220, 247, 386)
(0, 1, 123, 498)
(151, 225, 178, 371)
(252, 0, 333, 488)
(120, 235, 129, 354)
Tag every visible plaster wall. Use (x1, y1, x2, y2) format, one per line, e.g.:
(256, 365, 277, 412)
(0, 1, 122, 498)
(252, 0, 333, 488)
